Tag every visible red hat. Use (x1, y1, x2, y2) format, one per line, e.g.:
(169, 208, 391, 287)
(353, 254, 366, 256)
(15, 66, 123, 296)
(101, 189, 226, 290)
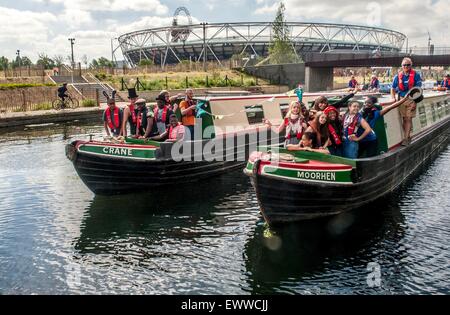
(324, 106, 338, 115)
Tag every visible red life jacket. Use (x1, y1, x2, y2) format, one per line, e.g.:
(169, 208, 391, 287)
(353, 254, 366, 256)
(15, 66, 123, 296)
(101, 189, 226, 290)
(350, 79, 358, 87)
(370, 78, 378, 87)
(443, 79, 450, 88)
(345, 113, 361, 137)
(398, 70, 416, 92)
(154, 106, 169, 123)
(106, 107, 120, 130)
(328, 124, 342, 146)
(129, 104, 137, 124)
(284, 117, 303, 140)
(136, 108, 144, 134)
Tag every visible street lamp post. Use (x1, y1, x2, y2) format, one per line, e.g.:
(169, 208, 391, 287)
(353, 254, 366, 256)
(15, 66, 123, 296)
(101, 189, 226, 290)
(16, 50, 21, 77)
(68, 38, 75, 83)
(68, 38, 75, 69)
(201, 22, 208, 72)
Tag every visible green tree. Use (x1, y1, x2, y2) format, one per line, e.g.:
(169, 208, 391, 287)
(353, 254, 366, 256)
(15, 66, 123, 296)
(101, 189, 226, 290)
(36, 53, 56, 69)
(53, 55, 65, 67)
(139, 59, 154, 66)
(0, 56, 9, 70)
(20, 56, 33, 67)
(268, 2, 299, 64)
(90, 57, 114, 68)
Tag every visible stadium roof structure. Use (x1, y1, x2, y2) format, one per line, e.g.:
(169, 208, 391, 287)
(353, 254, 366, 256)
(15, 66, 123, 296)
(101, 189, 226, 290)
(118, 21, 407, 67)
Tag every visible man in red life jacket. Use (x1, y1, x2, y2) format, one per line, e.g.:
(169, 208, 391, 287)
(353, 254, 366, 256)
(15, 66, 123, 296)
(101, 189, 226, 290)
(154, 94, 174, 134)
(158, 90, 183, 112)
(348, 75, 358, 89)
(442, 74, 450, 90)
(121, 88, 139, 137)
(103, 97, 123, 137)
(149, 114, 185, 142)
(391, 57, 422, 146)
(369, 75, 380, 90)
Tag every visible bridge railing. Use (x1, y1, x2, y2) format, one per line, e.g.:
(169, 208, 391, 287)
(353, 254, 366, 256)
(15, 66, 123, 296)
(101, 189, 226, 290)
(404, 47, 450, 56)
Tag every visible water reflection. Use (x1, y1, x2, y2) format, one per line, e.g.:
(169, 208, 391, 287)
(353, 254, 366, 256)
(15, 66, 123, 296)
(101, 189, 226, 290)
(0, 122, 448, 294)
(243, 196, 406, 294)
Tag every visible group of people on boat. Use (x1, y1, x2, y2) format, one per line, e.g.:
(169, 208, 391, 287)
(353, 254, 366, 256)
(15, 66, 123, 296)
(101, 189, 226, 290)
(347, 75, 379, 91)
(265, 89, 409, 158)
(264, 58, 421, 158)
(102, 88, 198, 142)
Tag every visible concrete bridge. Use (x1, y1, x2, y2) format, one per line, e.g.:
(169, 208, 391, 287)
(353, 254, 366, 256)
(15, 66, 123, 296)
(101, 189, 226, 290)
(244, 53, 450, 92)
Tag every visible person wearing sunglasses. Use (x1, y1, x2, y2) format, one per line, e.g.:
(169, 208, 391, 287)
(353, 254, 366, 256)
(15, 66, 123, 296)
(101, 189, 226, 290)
(391, 57, 422, 146)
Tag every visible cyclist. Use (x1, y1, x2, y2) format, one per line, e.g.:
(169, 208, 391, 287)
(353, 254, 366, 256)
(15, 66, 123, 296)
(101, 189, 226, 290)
(57, 83, 69, 108)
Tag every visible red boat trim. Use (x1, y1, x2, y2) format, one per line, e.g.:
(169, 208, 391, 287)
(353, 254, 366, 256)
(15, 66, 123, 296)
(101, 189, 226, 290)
(259, 160, 353, 171)
(76, 141, 158, 150)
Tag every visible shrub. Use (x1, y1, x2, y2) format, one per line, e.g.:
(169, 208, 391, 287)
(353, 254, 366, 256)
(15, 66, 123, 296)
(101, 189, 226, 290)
(0, 83, 56, 90)
(33, 102, 53, 111)
(82, 99, 97, 107)
(95, 72, 107, 80)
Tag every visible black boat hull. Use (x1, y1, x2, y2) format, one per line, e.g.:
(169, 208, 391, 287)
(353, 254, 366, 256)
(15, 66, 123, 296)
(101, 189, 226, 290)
(67, 129, 283, 195)
(249, 118, 450, 224)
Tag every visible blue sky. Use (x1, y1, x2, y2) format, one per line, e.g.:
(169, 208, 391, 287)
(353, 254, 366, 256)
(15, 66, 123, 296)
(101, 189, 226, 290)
(0, 0, 448, 63)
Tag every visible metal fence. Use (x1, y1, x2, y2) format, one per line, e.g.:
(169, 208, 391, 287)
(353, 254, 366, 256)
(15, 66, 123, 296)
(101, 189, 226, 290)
(0, 86, 57, 112)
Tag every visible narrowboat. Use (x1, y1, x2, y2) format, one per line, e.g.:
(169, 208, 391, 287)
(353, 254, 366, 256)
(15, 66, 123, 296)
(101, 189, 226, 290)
(66, 90, 378, 195)
(244, 91, 450, 224)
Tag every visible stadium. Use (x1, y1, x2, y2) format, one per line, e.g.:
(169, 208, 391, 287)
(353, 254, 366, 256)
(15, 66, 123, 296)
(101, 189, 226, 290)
(118, 7, 407, 67)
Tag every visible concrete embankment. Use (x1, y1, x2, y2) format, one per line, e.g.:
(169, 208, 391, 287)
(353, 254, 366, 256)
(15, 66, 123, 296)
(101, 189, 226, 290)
(0, 86, 290, 129)
(0, 107, 103, 129)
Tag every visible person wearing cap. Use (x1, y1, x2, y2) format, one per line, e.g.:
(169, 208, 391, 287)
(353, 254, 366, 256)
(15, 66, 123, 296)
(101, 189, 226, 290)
(121, 88, 140, 137)
(132, 98, 156, 138)
(391, 57, 422, 145)
(103, 97, 123, 137)
(154, 94, 174, 135)
(369, 74, 380, 91)
(441, 74, 450, 90)
(179, 88, 197, 140)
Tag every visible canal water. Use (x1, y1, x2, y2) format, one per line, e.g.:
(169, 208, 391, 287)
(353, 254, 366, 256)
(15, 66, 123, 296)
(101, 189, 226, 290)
(0, 122, 449, 295)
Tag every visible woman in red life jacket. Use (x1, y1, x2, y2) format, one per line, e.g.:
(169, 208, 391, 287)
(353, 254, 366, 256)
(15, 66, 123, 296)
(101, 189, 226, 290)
(263, 101, 308, 147)
(121, 88, 139, 137)
(324, 106, 344, 156)
(306, 111, 330, 149)
(150, 114, 185, 142)
(102, 98, 123, 137)
(342, 101, 373, 159)
(286, 132, 330, 154)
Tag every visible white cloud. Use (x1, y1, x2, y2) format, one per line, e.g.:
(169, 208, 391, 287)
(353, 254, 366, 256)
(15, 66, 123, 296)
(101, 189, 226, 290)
(33, 0, 169, 14)
(0, 7, 56, 46)
(255, 0, 449, 47)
